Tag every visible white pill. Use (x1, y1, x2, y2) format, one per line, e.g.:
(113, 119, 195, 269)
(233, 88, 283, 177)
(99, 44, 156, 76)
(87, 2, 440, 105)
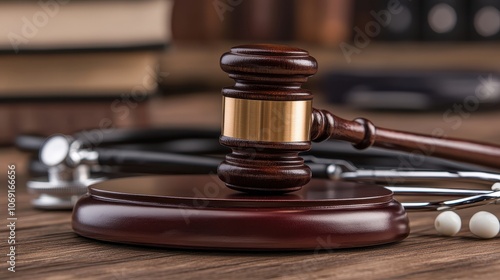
(492, 182, 500, 191)
(469, 211, 500, 239)
(435, 211, 461, 236)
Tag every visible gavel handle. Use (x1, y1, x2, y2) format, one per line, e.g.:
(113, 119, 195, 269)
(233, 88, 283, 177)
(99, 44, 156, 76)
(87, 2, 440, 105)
(311, 109, 500, 170)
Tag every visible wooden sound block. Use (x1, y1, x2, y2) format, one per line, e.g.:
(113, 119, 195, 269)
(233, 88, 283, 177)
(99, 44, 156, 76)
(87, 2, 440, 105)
(72, 175, 409, 250)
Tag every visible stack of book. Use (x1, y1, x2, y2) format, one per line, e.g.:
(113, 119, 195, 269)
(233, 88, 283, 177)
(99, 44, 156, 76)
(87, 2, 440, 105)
(0, 0, 173, 144)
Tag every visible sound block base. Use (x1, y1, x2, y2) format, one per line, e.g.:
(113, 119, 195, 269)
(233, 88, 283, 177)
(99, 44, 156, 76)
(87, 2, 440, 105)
(72, 175, 409, 250)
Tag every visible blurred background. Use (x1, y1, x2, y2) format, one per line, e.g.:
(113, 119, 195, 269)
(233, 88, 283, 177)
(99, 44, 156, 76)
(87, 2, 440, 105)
(1, 0, 500, 175)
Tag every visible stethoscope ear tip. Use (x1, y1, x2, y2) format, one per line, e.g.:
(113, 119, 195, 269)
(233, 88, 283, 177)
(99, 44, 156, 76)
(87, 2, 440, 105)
(469, 211, 500, 239)
(435, 210, 500, 239)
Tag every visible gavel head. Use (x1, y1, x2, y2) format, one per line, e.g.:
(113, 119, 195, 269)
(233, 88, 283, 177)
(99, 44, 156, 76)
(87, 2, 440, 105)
(218, 44, 318, 193)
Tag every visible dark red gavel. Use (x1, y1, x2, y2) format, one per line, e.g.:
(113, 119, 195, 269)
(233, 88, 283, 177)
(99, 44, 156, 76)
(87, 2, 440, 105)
(217, 44, 500, 193)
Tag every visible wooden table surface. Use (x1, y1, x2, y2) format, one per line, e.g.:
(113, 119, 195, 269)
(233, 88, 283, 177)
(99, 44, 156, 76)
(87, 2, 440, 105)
(1, 92, 500, 279)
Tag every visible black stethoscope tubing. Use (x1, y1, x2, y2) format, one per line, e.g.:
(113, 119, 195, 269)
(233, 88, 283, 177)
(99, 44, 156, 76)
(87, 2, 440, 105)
(17, 127, 494, 178)
(19, 127, 500, 212)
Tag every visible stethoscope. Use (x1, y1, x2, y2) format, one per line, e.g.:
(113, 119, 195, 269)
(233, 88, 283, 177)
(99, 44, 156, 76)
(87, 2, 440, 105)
(18, 127, 500, 237)
(18, 128, 223, 209)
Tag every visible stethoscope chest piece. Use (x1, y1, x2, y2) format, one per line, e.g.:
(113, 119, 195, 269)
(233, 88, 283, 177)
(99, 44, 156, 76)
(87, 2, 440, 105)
(72, 175, 409, 250)
(28, 165, 103, 210)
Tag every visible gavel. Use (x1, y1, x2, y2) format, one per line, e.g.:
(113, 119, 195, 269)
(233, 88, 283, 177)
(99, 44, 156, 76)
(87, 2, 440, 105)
(217, 44, 500, 193)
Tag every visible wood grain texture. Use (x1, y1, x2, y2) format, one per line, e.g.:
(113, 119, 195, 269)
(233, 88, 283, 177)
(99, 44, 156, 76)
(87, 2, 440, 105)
(2, 92, 500, 279)
(72, 176, 409, 250)
(1, 181, 499, 279)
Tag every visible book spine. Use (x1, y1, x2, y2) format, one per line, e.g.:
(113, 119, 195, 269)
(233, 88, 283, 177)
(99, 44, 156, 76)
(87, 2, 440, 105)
(1, 101, 150, 145)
